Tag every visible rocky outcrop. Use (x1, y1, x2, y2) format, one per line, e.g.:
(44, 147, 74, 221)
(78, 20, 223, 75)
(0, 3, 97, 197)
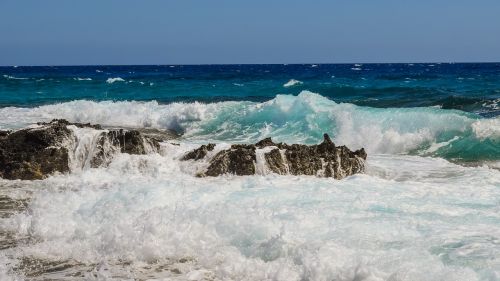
(180, 143, 215, 161)
(204, 144, 256, 176)
(88, 129, 161, 168)
(0, 120, 73, 180)
(0, 119, 169, 180)
(182, 134, 367, 179)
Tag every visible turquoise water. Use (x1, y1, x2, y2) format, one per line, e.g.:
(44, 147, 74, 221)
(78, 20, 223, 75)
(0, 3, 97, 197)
(1, 63, 498, 163)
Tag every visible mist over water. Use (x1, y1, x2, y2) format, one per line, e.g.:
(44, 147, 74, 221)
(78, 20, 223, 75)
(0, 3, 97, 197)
(0, 64, 499, 280)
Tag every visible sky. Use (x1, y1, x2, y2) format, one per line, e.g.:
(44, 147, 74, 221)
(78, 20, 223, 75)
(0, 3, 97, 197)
(1, 0, 499, 66)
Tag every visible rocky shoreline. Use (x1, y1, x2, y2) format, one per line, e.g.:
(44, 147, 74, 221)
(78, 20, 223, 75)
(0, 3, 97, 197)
(0, 119, 367, 180)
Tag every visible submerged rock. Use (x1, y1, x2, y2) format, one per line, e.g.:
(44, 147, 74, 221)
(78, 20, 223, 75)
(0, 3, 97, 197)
(183, 134, 367, 179)
(0, 119, 169, 180)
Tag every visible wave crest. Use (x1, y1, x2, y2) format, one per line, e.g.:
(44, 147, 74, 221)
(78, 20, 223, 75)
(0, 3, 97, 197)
(0, 91, 498, 161)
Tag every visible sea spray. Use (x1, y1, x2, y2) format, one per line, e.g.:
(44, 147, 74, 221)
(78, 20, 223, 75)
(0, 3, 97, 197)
(0, 91, 497, 162)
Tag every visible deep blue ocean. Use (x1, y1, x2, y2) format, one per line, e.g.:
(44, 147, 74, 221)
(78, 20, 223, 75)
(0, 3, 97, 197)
(1, 63, 499, 117)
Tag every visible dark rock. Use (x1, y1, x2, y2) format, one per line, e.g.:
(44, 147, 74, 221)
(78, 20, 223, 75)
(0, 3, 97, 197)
(190, 133, 366, 179)
(255, 137, 276, 148)
(89, 129, 160, 168)
(264, 149, 287, 175)
(0, 130, 11, 139)
(181, 143, 215, 161)
(0, 119, 166, 180)
(0, 120, 73, 180)
(37, 119, 102, 130)
(203, 145, 256, 177)
(103, 126, 180, 142)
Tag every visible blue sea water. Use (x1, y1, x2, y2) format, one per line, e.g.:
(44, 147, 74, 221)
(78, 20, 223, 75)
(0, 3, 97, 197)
(1, 63, 499, 163)
(0, 64, 500, 280)
(1, 63, 499, 116)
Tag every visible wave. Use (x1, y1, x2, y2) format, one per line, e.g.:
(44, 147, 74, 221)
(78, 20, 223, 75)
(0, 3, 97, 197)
(0, 91, 498, 161)
(283, 79, 303, 87)
(2, 75, 29, 80)
(106, 77, 125, 84)
(73, 77, 92, 81)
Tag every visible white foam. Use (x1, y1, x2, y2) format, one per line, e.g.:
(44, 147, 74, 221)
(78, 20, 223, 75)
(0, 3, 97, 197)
(74, 77, 92, 81)
(423, 136, 460, 154)
(283, 79, 303, 87)
(471, 117, 500, 140)
(106, 77, 125, 84)
(1, 149, 499, 280)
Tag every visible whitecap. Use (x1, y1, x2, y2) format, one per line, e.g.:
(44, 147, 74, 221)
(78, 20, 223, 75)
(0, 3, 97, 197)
(106, 77, 125, 84)
(283, 79, 303, 87)
(2, 75, 29, 80)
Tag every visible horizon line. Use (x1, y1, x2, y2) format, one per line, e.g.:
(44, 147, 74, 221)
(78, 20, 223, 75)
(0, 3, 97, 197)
(1, 61, 500, 67)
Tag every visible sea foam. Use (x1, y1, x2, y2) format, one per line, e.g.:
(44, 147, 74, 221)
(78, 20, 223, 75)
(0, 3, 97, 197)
(0, 91, 497, 161)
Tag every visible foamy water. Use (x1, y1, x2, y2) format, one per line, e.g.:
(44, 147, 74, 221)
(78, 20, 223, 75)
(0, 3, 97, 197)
(0, 92, 499, 280)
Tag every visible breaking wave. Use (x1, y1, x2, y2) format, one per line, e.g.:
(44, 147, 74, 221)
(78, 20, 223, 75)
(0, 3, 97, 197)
(0, 91, 498, 162)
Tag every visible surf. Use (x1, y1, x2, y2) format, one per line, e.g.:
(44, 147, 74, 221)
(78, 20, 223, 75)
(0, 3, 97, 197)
(0, 91, 498, 163)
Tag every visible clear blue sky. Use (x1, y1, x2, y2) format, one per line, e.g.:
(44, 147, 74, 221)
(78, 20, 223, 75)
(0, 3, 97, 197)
(1, 0, 499, 65)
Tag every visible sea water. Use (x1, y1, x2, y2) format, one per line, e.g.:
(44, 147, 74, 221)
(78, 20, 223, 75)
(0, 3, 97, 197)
(0, 64, 499, 280)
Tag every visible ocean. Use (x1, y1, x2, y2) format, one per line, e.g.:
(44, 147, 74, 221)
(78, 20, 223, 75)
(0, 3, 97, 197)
(0, 63, 499, 280)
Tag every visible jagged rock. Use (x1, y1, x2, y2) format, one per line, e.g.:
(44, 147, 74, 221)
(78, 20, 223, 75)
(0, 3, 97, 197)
(89, 129, 161, 168)
(264, 149, 287, 175)
(0, 119, 168, 180)
(204, 145, 256, 177)
(37, 119, 102, 130)
(181, 143, 215, 161)
(255, 137, 277, 148)
(0, 120, 73, 180)
(184, 134, 367, 179)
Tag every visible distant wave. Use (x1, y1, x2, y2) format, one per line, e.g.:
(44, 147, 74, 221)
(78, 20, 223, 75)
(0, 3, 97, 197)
(106, 77, 125, 84)
(74, 77, 92, 81)
(2, 75, 29, 80)
(283, 79, 303, 87)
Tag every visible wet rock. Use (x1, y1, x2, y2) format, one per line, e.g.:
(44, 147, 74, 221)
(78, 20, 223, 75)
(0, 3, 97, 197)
(188, 133, 366, 179)
(0, 119, 168, 180)
(181, 143, 215, 161)
(264, 149, 288, 175)
(255, 137, 277, 148)
(37, 119, 102, 130)
(89, 129, 161, 168)
(0, 120, 73, 180)
(203, 144, 256, 176)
